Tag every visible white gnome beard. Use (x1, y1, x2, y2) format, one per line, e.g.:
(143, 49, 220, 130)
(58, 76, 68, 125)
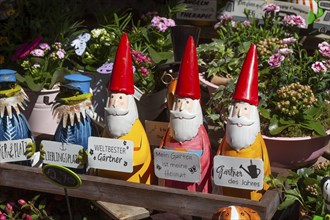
(170, 100, 203, 142)
(226, 105, 260, 150)
(105, 95, 138, 138)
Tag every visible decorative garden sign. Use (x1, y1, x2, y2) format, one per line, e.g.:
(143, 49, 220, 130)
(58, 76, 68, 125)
(154, 148, 201, 183)
(213, 156, 264, 191)
(0, 138, 32, 162)
(176, 0, 217, 21)
(42, 164, 82, 189)
(87, 136, 133, 173)
(41, 140, 82, 168)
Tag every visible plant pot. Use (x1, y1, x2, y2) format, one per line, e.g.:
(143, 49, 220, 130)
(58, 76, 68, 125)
(263, 130, 330, 169)
(134, 87, 167, 126)
(22, 88, 60, 136)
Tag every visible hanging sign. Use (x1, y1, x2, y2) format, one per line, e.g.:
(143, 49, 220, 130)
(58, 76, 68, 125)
(42, 164, 82, 189)
(42, 140, 83, 168)
(145, 121, 168, 146)
(176, 0, 217, 21)
(213, 155, 264, 190)
(154, 148, 201, 183)
(87, 136, 133, 173)
(0, 138, 32, 163)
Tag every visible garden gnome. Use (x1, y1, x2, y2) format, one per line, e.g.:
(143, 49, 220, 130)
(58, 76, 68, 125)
(98, 33, 153, 184)
(321, 177, 330, 216)
(212, 206, 261, 220)
(0, 69, 36, 162)
(216, 44, 271, 201)
(52, 73, 98, 171)
(159, 36, 212, 193)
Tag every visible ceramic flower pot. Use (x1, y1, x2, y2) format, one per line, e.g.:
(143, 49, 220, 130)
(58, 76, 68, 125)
(199, 73, 230, 95)
(23, 88, 60, 136)
(263, 130, 330, 169)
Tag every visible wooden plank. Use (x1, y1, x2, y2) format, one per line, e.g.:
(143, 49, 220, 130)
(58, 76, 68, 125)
(93, 201, 150, 220)
(0, 163, 280, 220)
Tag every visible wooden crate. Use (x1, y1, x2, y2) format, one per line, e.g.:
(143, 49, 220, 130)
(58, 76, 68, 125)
(0, 163, 282, 220)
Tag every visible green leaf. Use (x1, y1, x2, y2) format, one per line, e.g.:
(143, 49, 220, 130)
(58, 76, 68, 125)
(278, 195, 299, 210)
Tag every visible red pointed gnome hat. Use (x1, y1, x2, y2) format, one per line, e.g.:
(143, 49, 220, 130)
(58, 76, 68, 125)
(232, 44, 259, 106)
(175, 36, 200, 100)
(108, 33, 134, 94)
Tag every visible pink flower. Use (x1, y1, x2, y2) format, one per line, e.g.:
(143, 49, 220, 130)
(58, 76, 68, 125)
(318, 41, 330, 58)
(30, 49, 45, 57)
(312, 61, 327, 72)
(56, 49, 66, 59)
(263, 3, 280, 14)
(5, 203, 13, 214)
(282, 15, 306, 28)
(268, 53, 285, 68)
(151, 16, 175, 32)
(18, 199, 26, 206)
(279, 48, 293, 55)
(39, 43, 50, 50)
(324, 60, 330, 68)
(22, 214, 33, 220)
(0, 214, 6, 220)
(281, 37, 297, 45)
(243, 20, 251, 27)
(11, 36, 42, 61)
(140, 67, 149, 76)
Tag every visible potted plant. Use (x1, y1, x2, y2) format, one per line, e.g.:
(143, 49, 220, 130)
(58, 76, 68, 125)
(203, 3, 330, 168)
(266, 160, 330, 219)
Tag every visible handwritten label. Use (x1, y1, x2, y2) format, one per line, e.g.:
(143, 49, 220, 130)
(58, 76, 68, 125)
(145, 121, 168, 146)
(176, 0, 217, 21)
(213, 156, 264, 190)
(0, 138, 31, 163)
(42, 164, 82, 189)
(42, 140, 83, 169)
(154, 148, 201, 183)
(87, 136, 133, 173)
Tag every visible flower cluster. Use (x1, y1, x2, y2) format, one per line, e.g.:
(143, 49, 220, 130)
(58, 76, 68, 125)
(275, 82, 317, 117)
(151, 16, 175, 32)
(14, 37, 70, 91)
(132, 50, 157, 94)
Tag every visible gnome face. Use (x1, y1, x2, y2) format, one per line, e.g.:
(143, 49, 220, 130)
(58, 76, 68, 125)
(225, 101, 260, 150)
(104, 92, 138, 138)
(170, 96, 203, 142)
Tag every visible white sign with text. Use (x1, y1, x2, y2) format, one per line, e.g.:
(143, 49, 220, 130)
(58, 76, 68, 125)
(0, 138, 31, 163)
(145, 121, 168, 146)
(42, 140, 83, 168)
(154, 148, 201, 183)
(88, 136, 133, 173)
(213, 155, 264, 190)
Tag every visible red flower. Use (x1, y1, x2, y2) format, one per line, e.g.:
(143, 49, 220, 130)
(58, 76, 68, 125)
(11, 36, 42, 61)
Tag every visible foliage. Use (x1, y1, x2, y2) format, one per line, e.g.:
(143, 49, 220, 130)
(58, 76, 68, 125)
(266, 160, 330, 217)
(203, 3, 330, 137)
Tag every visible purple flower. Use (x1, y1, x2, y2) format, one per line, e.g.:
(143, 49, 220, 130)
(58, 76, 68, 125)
(18, 199, 26, 205)
(30, 48, 45, 57)
(312, 61, 327, 72)
(268, 53, 285, 68)
(39, 43, 50, 50)
(151, 16, 175, 32)
(279, 48, 293, 55)
(217, 14, 233, 23)
(281, 37, 297, 45)
(243, 20, 251, 27)
(263, 3, 280, 14)
(56, 49, 66, 59)
(318, 41, 330, 58)
(282, 15, 306, 28)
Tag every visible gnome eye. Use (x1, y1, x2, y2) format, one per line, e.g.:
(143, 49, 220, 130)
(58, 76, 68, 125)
(119, 96, 123, 99)
(111, 95, 114, 98)
(186, 100, 189, 104)
(244, 107, 247, 110)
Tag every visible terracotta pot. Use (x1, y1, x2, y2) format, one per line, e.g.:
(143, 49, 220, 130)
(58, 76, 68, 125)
(199, 73, 229, 95)
(263, 130, 330, 169)
(23, 88, 60, 136)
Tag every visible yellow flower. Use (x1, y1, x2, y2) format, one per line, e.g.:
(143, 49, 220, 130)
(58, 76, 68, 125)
(6, 9, 16, 16)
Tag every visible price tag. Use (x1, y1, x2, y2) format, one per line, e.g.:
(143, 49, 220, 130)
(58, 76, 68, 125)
(42, 164, 82, 189)
(0, 138, 32, 162)
(154, 148, 201, 183)
(213, 155, 264, 190)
